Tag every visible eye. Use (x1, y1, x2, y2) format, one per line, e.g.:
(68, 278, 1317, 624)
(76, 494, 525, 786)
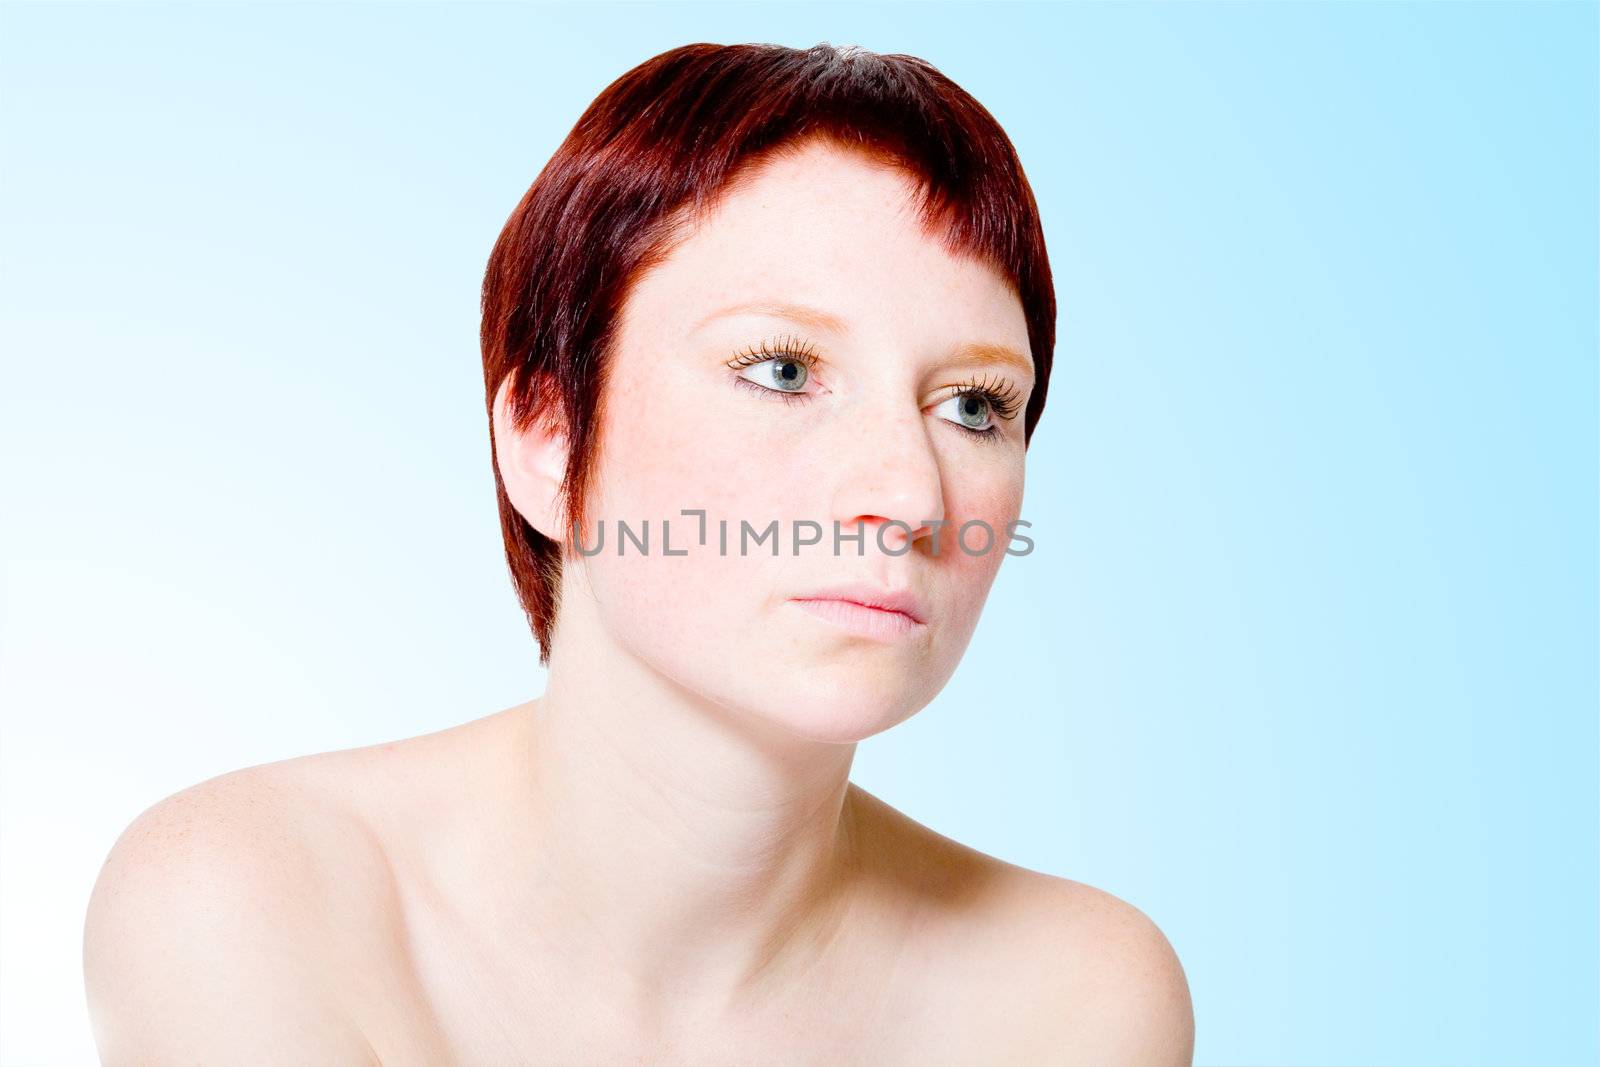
(935, 392, 996, 433)
(737, 354, 811, 394)
(725, 335, 821, 402)
(933, 375, 1023, 441)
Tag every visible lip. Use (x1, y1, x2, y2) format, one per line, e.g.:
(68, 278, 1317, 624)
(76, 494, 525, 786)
(789, 582, 928, 626)
(792, 597, 924, 641)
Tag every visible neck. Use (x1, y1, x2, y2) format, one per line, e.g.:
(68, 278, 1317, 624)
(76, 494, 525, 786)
(496, 601, 864, 1023)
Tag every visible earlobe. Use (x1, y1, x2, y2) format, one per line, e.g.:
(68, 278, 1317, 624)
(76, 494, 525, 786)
(492, 375, 570, 543)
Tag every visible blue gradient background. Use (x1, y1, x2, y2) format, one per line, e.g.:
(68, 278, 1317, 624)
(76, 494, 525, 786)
(2, 3, 1594, 1064)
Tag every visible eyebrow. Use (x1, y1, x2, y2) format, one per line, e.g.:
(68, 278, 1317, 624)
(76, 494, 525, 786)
(945, 341, 1035, 382)
(694, 300, 850, 335)
(693, 299, 1034, 381)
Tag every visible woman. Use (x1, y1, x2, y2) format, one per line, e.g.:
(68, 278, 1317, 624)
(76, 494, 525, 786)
(84, 42, 1194, 1064)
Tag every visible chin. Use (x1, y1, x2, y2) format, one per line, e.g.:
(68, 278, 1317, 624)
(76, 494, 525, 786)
(731, 669, 932, 745)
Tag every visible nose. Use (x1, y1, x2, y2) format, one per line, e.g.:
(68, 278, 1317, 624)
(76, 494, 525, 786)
(829, 406, 946, 557)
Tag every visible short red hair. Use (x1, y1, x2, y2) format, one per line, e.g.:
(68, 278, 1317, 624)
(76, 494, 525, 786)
(481, 42, 1056, 664)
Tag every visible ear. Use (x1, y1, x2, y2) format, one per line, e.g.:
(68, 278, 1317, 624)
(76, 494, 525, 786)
(492, 373, 570, 543)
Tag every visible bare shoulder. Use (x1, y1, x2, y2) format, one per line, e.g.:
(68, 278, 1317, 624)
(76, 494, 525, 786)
(848, 786, 1194, 1065)
(1002, 872, 1195, 1064)
(82, 752, 398, 1064)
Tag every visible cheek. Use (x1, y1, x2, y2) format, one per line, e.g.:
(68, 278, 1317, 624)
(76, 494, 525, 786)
(598, 376, 788, 526)
(578, 375, 794, 651)
(938, 468, 1025, 609)
(584, 367, 1025, 636)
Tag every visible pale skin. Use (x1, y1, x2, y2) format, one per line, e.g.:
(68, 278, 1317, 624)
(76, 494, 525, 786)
(82, 140, 1195, 1064)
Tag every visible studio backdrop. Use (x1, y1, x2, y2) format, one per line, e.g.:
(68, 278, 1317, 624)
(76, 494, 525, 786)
(1, 3, 1594, 1065)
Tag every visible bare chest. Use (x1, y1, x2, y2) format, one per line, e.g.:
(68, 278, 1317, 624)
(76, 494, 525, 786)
(341, 895, 1038, 1066)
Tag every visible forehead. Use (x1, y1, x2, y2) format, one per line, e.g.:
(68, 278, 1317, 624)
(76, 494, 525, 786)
(617, 140, 1027, 351)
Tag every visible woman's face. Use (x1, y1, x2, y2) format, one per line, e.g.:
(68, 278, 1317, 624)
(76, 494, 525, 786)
(573, 139, 1034, 744)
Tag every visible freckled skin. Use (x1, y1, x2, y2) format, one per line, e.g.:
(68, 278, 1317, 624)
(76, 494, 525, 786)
(83, 138, 1195, 1066)
(576, 139, 1032, 743)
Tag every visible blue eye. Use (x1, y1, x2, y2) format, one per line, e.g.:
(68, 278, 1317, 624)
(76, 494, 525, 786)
(726, 335, 820, 405)
(935, 392, 995, 432)
(936, 373, 1024, 443)
(736, 354, 811, 394)
(725, 336, 1024, 442)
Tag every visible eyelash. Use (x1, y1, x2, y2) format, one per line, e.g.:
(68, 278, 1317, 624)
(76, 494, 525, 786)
(725, 336, 1023, 442)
